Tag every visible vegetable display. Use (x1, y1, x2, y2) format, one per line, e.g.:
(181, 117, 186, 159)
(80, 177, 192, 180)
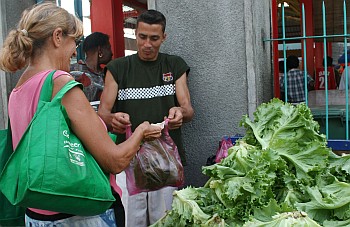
(151, 98, 350, 226)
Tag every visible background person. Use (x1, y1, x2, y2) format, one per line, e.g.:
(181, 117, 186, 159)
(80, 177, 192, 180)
(70, 32, 113, 102)
(323, 56, 339, 89)
(280, 55, 314, 103)
(98, 9, 194, 226)
(279, 60, 285, 102)
(0, 3, 161, 226)
(338, 58, 350, 90)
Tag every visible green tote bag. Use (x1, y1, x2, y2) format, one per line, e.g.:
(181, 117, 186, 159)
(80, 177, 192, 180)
(0, 121, 25, 226)
(0, 71, 115, 216)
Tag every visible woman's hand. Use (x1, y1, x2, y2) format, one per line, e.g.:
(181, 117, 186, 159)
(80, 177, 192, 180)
(137, 121, 162, 141)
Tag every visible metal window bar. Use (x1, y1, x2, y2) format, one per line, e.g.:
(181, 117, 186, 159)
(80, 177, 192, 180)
(54, 0, 84, 61)
(302, 3, 308, 106)
(265, 0, 350, 151)
(321, 2, 329, 139)
(74, 0, 84, 61)
(344, 0, 349, 140)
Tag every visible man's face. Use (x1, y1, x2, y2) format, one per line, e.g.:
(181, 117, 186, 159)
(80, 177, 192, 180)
(136, 22, 166, 61)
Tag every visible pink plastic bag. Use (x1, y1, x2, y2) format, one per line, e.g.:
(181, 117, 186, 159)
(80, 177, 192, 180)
(125, 119, 184, 195)
(215, 137, 233, 163)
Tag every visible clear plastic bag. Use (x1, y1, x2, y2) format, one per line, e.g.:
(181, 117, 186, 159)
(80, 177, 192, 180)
(125, 119, 184, 195)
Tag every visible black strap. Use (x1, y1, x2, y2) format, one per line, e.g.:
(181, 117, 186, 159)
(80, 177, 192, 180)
(112, 191, 125, 227)
(25, 191, 124, 223)
(6, 118, 13, 153)
(25, 209, 74, 221)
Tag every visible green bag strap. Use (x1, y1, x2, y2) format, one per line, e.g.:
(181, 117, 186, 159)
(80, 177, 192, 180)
(39, 70, 56, 103)
(39, 70, 83, 104)
(51, 80, 82, 103)
(1, 118, 13, 165)
(39, 70, 83, 102)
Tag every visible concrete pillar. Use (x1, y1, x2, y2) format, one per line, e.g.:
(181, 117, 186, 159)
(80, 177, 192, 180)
(147, 0, 156, 9)
(152, 0, 272, 186)
(0, 0, 7, 129)
(0, 0, 36, 128)
(244, 0, 258, 118)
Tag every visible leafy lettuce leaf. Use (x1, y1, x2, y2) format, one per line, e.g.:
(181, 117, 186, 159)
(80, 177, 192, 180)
(240, 99, 326, 150)
(243, 211, 321, 227)
(296, 175, 350, 223)
(152, 99, 350, 226)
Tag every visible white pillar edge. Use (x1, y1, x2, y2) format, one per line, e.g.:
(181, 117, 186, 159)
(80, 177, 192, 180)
(147, 0, 156, 10)
(244, 0, 258, 119)
(0, 0, 8, 129)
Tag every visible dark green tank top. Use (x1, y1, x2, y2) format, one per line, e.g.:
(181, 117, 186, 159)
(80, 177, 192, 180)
(106, 53, 190, 165)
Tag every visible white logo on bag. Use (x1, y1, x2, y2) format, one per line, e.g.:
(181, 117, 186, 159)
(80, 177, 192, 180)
(63, 130, 69, 138)
(68, 148, 85, 166)
(64, 141, 81, 148)
(62, 131, 85, 166)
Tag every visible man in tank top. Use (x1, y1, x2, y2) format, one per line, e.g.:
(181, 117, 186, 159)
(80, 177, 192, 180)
(98, 9, 194, 227)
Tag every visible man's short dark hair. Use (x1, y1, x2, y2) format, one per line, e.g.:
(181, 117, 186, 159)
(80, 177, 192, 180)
(323, 56, 333, 67)
(286, 55, 300, 70)
(279, 60, 284, 73)
(83, 32, 110, 53)
(136, 10, 166, 33)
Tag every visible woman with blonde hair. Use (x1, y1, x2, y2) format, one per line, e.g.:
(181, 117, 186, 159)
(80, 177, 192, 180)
(0, 2, 161, 226)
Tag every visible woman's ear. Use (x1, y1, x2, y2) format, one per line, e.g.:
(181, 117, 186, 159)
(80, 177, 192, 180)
(52, 28, 64, 48)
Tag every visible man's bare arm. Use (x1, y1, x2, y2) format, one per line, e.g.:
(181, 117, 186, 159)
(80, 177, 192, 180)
(98, 70, 130, 133)
(167, 73, 194, 129)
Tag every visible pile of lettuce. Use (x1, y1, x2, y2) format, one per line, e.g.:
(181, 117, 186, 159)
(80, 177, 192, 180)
(151, 98, 350, 227)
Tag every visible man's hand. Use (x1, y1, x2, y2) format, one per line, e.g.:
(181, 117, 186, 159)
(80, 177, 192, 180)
(111, 112, 131, 134)
(166, 107, 184, 130)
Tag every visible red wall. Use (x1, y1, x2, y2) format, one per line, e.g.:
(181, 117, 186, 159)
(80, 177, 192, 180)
(90, 0, 125, 58)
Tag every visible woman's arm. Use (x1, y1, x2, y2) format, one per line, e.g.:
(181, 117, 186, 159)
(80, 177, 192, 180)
(55, 75, 161, 174)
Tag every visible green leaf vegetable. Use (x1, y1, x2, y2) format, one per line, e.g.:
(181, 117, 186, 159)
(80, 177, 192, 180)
(243, 211, 321, 227)
(151, 98, 350, 226)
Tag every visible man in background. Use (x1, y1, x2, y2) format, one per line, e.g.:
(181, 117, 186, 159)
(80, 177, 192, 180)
(280, 55, 314, 103)
(71, 32, 113, 102)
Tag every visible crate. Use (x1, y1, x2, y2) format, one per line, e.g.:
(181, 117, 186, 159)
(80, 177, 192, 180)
(311, 106, 350, 140)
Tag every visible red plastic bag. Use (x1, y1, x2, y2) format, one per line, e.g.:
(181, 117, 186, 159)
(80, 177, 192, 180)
(124, 119, 184, 195)
(215, 137, 233, 163)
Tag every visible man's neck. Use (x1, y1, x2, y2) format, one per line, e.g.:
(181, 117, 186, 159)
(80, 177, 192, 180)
(137, 52, 160, 62)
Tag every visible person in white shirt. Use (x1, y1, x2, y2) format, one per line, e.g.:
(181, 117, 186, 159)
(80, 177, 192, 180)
(339, 66, 350, 90)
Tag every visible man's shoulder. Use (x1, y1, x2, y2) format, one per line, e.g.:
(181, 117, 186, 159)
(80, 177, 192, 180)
(159, 53, 184, 61)
(159, 53, 188, 69)
(288, 68, 303, 75)
(110, 54, 134, 64)
(106, 55, 135, 73)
